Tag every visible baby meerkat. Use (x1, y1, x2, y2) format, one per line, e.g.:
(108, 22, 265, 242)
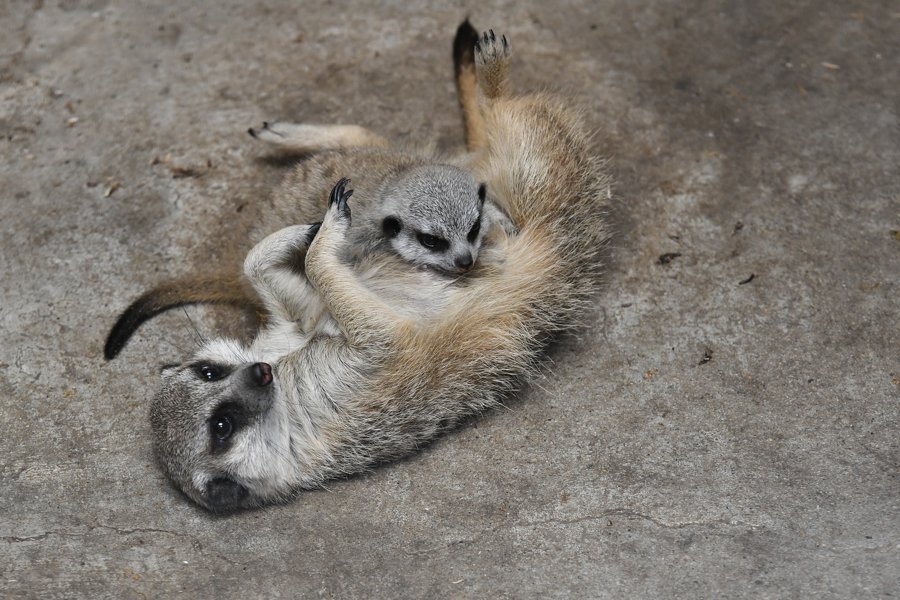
(106, 23, 612, 511)
(250, 124, 516, 276)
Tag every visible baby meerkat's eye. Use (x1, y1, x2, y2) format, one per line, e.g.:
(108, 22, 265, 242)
(467, 219, 481, 242)
(417, 233, 449, 252)
(195, 364, 225, 382)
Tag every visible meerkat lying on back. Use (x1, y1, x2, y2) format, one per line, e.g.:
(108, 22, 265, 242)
(106, 23, 612, 510)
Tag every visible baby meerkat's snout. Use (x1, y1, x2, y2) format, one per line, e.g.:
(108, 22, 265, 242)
(454, 252, 474, 271)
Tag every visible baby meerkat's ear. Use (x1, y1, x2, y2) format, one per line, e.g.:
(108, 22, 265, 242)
(382, 216, 402, 238)
(478, 183, 487, 203)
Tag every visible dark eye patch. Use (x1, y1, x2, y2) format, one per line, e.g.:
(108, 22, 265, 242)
(467, 218, 481, 242)
(209, 402, 246, 452)
(417, 232, 449, 252)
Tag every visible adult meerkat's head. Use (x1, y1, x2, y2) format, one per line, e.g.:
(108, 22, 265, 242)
(379, 164, 487, 275)
(150, 339, 300, 511)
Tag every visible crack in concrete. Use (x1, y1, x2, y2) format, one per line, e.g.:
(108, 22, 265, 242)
(405, 509, 763, 556)
(2, 530, 74, 543)
(2, 525, 182, 544)
(3, 523, 247, 568)
(520, 508, 763, 531)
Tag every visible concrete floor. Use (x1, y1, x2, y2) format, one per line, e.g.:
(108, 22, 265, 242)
(1, 0, 897, 597)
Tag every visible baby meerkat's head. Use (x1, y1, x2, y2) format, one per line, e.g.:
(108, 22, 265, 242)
(150, 339, 297, 511)
(379, 164, 487, 276)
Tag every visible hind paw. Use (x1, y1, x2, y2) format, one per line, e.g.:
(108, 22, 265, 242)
(248, 121, 302, 145)
(474, 29, 510, 69)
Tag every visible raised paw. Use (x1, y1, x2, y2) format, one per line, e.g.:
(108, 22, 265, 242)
(327, 177, 353, 222)
(474, 29, 510, 68)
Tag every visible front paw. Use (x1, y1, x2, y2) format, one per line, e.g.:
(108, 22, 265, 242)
(327, 177, 353, 225)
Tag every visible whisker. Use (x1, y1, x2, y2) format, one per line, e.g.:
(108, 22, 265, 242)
(156, 331, 189, 356)
(181, 306, 207, 347)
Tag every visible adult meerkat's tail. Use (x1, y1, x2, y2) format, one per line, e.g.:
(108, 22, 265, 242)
(104, 274, 261, 360)
(453, 19, 486, 151)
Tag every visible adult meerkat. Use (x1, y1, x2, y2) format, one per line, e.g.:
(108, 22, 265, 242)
(108, 24, 611, 510)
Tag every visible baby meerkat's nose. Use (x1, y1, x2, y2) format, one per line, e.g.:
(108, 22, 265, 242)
(454, 252, 474, 271)
(252, 362, 273, 387)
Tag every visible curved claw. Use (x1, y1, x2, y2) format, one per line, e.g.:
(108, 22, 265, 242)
(328, 177, 350, 207)
(328, 177, 353, 220)
(307, 221, 322, 242)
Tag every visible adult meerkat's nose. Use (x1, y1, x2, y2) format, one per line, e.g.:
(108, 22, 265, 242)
(251, 362, 273, 387)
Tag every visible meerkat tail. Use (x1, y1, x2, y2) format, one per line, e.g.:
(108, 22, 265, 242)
(247, 122, 388, 152)
(453, 19, 487, 151)
(104, 274, 261, 360)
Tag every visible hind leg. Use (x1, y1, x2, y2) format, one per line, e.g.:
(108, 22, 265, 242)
(475, 29, 511, 101)
(248, 122, 388, 152)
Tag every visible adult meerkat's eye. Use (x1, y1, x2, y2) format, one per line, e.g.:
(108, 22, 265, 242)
(210, 415, 234, 442)
(195, 364, 225, 382)
(417, 233, 449, 251)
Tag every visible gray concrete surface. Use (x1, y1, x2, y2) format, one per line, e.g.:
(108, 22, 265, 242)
(1, 0, 897, 597)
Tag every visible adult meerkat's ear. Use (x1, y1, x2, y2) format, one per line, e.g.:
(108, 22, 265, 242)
(478, 183, 487, 204)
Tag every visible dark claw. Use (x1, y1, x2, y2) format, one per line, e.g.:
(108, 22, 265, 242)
(248, 127, 257, 138)
(489, 30, 495, 42)
(502, 35, 508, 48)
(328, 177, 353, 218)
(262, 121, 269, 129)
(306, 222, 322, 242)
